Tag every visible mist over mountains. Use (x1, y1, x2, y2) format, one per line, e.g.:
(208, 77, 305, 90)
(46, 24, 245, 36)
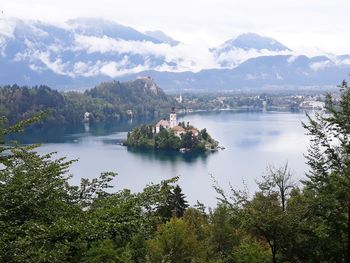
(1, 17, 349, 91)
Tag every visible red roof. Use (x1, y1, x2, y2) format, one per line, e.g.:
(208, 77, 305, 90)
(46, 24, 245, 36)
(171, 126, 185, 132)
(156, 119, 170, 127)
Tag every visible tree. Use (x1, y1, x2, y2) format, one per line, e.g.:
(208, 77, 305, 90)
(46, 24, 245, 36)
(257, 162, 294, 212)
(200, 128, 209, 141)
(302, 79, 350, 262)
(232, 238, 271, 263)
(212, 165, 297, 263)
(0, 115, 143, 262)
(0, 115, 86, 262)
(171, 185, 189, 217)
(147, 218, 205, 263)
(156, 184, 188, 220)
(209, 204, 244, 261)
(246, 192, 288, 263)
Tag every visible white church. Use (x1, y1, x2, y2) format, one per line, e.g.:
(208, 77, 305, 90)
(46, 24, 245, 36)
(155, 107, 177, 133)
(154, 108, 198, 137)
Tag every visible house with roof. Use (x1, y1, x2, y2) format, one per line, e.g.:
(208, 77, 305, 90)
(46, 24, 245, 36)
(155, 119, 170, 133)
(154, 108, 200, 138)
(155, 107, 177, 133)
(171, 125, 186, 137)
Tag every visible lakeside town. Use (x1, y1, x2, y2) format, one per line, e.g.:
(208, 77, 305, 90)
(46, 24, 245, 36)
(174, 92, 337, 113)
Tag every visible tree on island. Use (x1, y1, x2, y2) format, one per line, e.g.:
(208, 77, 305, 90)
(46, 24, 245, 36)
(124, 122, 217, 152)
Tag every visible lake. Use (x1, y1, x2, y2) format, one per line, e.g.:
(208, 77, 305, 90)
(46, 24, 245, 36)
(28, 110, 309, 207)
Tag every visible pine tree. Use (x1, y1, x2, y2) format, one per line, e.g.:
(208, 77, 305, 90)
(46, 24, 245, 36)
(171, 185, 189, 217)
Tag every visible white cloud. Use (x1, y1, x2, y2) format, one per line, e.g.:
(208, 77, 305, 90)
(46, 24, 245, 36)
(0, 18, 16, 38)
(35, 51, 73, 76)
(310, 60, 332, 71)
(333, 57, 350, 67)
(215, 48, 292, 68)
(2, 0, 350, 55)
(72, 61, 101, 77)
(74, 34, 218, 72)
(2, 8, 350, 79)
(287, 55, 298, 64)
(339, 59, 350, 66)
(100, 61, 149, 78)
(0, 18, 17, 56)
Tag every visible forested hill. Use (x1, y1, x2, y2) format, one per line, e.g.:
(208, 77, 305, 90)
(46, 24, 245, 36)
(0, 77, 178, 125)
(86, 77, 171, 107)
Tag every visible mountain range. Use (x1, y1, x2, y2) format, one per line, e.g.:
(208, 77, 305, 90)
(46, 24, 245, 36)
(0, 17, 349, 91)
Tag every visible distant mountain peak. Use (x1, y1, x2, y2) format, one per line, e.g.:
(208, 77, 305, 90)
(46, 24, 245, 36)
(66, 17, 161, 43)
(216, 32, 291, 52)
(144, 30, 180, 46)
(210, 32, 293, 68)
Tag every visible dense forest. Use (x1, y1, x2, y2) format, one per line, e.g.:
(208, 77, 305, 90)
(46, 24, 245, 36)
(1, 80, 350, 262)
(124, 123, 218, 152)
(0, 77, 178, 125)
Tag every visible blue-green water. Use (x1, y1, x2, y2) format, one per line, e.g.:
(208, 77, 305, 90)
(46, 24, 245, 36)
(28, 110, 309, 207)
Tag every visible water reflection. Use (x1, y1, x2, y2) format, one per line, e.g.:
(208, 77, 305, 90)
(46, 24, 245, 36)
(8, 118, 155, 144)
(126, 147, 214, 163)
(84, 122, 90, 133)
(234, 130, 282, 149)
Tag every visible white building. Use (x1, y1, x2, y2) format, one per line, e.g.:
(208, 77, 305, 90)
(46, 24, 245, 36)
(155, 119, 170, 133)
(155, 108, 177, 133)
(176, 94, 183, 103)
(172, 125, 186, 137)
(169, 108, 177, 128)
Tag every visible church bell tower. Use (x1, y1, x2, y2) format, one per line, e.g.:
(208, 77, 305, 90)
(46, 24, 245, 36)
(169, 107, 177, 128)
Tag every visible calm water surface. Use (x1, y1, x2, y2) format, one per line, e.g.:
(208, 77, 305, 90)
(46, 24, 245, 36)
(31, 111, 309, 207)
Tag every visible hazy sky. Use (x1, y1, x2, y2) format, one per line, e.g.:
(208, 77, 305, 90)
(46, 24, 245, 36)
(1, 0, 350, 55)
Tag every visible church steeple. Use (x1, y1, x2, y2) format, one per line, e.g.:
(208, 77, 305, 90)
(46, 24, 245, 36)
(169, 107, 177, 128)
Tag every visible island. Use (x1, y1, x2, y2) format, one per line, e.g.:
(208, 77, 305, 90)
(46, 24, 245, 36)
(123, 108, 219, 152)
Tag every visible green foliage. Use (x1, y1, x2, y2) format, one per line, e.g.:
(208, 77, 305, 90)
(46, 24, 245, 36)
(0, 117, 83, 262)
(0, 115, 182, 262)
(157, 184, 189, 220)
(0, 80, 178, 125)
(300, 79, 350, 262)
(155, 128, 182, 150)
(4, 78, 350, 263)
(124, 124, 216, 152)
(232, 238, 271, 263)
(147, 218, 205, 263)
(125, 125, 155, 149)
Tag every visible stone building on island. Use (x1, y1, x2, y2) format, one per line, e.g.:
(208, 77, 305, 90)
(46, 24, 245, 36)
(155, 108, 197, 138)
(155, 119, 170, 133)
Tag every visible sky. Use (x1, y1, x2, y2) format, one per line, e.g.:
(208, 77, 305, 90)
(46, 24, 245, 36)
(1, 0, 350, 55)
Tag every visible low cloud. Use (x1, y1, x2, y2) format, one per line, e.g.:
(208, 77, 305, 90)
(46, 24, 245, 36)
(214, 47, 292, 68)
(334, 57, 350, 67)
(35, 51, 73, 77)
(72, 61, 101, 77)
(74, 34, 218, 72)
(287, 55, 299, 64)
(3, 17, 349, 79)
(0, 18, 16, 38)
(310, 60, 332, 71)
